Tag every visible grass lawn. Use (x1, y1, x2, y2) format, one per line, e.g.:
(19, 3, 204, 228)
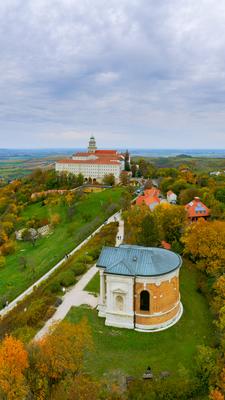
(84, 272, 100, 294)
(0, 188, 124, 304)
(66, 261, 214, 379)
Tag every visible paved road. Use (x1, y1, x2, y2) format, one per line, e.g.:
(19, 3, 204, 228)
(0, 210, 121, 318)
(35, 213, 125, 341)
(34, 264, 99, 341)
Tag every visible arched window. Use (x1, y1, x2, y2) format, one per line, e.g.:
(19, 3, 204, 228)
(115, 295, 124, 311)
(140, 290, 150, 311)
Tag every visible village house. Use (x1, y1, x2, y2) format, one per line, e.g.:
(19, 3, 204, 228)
(167, 190, 177, 204)
(136, 188, 165, 210)
(185, 197, 210, 221)
(97, 244, 183, 332)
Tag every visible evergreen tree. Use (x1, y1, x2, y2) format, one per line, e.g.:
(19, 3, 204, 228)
(124, 150, 131, 171)
(137, 214, 160, 247)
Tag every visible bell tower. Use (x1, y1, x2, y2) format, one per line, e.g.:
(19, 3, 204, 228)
(88, 136, 97, 153)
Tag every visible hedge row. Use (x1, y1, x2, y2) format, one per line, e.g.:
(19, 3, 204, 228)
(0, 222, 118, 342)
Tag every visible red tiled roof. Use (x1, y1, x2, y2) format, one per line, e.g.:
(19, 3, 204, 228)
(95, 150, 118, 155)
(185, 197, 210, 218)
(161, 240, 171, 250)
(144, 188, 161, 197)
(136, 195, 160, 207)
(57, 159, 120, 165)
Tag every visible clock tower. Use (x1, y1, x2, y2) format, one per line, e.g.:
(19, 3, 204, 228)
(88, 136, 97, 153)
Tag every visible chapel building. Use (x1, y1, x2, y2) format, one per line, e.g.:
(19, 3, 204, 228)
(55, 136, 126, 183)
(97, 245, 183, 332)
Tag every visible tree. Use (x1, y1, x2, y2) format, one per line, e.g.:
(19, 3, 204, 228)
(120, 190, 132, 210)
(0, 336, 29, 400)
(130, 162, 137, 177)
(119, 171, 130, 186)
(154, 204, 188, 244)
(103, 174, 115, 186)
(137, 214, 160, 247)
(1, 240, 16, 255)
(123, 205, 150, 243)
(182, 219, 225, 276)
(21, 228, 37, 247)
(50, 213, 61, 226)
(179, 187, 202, 205)
(0, 229, 8, 246)
(210, 389, 225, 400)
(50, 375, 100, 400)
(33, 320, 92, 385)
(124, 150, 131, 171)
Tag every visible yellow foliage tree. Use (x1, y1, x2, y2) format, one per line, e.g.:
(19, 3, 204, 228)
(182, 219, 225, 276)
(0, 335, 29, 400)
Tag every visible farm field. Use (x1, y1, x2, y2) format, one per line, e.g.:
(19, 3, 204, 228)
(67, 261, 214, 378)
(0, 188, 124, 305)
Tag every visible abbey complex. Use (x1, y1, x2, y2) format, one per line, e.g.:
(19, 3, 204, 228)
(55, 136, 126, 183)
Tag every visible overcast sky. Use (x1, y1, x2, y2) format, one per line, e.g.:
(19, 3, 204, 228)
(1, 0, 225, 149)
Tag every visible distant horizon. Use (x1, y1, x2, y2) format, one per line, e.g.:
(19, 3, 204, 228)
(1, 147, 225, 151)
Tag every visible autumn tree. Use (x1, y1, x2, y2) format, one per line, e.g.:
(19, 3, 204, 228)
(154, 203, 188, 244)
(28, 319, 92, 397)
(103, 173, 115, 186)
(123, 205, 150, 243)
(0, 336, 29, 400)
(50, 213, 61, 226)
(120, 171, 130, 186)
(210, 389, 225, 400)
(50, 375, 100, 400)
(182, 219, 225, 276)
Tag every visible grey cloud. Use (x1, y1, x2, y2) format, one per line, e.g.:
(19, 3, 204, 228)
(1, 0, 225, 147)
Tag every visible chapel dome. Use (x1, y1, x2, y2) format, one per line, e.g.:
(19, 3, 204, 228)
(97, 245, 182, 277)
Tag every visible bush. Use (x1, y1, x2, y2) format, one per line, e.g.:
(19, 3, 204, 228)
(72, 263, 87, 276)
(0, 256, 6, 269)
(58, 270, 76, 287)
(87, 246, 101, 260)
(48, 281, 62, 294)
(50, 213, 61, 226)
(1, 240, 16, 255)
(14, 297, 51, 327)
(76, 255, 93, 265)
(12, 325, 37, 343)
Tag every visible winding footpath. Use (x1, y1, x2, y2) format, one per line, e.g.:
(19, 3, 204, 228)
(35, 214, 124, 341)
(0, 210, 121, 318)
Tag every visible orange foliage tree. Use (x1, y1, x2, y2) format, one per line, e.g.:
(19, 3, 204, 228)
(210, 388, 225, 400)
(28, 319, 92, 398)
(0, 335, 29, 400)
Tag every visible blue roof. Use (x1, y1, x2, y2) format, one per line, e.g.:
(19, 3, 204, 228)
(97, 245, 182, 277)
